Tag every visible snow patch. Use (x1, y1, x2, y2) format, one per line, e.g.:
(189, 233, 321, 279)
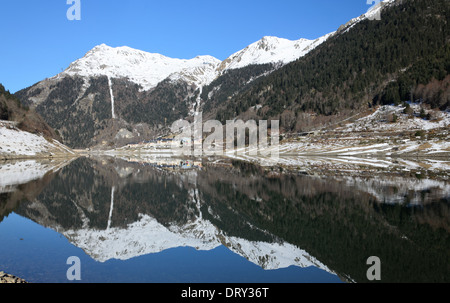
(0, 121, 72, 157)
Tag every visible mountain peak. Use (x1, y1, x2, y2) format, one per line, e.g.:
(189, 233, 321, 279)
(259, 36, 282, 42)
(218, 33, 331, 72)
(92, 43, 112, 50)
(256, 36, 284, 51)
(86, 43, 117, 56)
(61, 45, 221, 91)
(338, 0, 396, 33)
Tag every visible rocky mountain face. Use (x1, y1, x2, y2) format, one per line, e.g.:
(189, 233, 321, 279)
(0, 84, 61, 141)
(16, 74, 196, 149)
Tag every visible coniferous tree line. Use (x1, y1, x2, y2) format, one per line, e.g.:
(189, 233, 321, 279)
(200, 63, 276, 120)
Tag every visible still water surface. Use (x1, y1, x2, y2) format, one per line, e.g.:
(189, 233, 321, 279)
(0, 157, 448, 283)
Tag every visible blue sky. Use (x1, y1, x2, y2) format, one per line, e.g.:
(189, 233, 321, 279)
(0, 0, 373, 93)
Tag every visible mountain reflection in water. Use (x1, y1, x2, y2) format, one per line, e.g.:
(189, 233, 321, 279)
(0, 156, 449, 283)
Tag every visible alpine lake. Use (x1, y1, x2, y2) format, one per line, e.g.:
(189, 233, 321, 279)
(0, 155, 448, 283)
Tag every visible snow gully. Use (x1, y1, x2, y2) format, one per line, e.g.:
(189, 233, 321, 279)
(107, 77, 116, 119)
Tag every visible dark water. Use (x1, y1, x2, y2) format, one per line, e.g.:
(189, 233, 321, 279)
(0, 157, 449, 283)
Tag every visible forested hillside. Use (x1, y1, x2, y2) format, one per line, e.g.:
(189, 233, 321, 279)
(208, 0, 449, 131)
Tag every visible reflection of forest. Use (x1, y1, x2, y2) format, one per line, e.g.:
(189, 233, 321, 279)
(3, 157, 449, 283)
(199, 161, 450, 282)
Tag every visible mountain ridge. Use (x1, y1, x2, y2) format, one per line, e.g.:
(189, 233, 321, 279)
(55, 0, 393, 90)
(56, 31, 334, 93)
(14, 29, 335, 148)
(60, 43, 222, 91)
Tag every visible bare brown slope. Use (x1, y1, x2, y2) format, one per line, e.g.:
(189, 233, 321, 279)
(0, 83, 61, 141)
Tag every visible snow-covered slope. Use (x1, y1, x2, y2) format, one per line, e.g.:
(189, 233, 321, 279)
(218, 33, 334, 72)
(0, 120, 75, 158)
(61, 44, 222, 91)
(338, 0, 396, 33)
(219, 1, 397, 72)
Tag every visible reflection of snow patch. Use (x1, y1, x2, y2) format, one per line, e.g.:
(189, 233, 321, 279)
(63, 213, 333, 274)
(107, 186, 115, 230)
(0, 160, 71, 193)
(343, 176, 450, 205)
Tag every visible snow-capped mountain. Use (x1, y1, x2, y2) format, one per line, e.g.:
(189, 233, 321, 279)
(62, 44, 222, 91)
(60, 31, 334, 92)
(57, 0, 397, 90)
(221, 0, 397, 72)
(17, 32, 336, 148)
(15, 0, 400, 149)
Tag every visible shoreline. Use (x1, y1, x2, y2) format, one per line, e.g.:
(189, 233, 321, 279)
(0, 153, 80, 162)
(0, 271, 27, 284)
(1, 149, 449, 161)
